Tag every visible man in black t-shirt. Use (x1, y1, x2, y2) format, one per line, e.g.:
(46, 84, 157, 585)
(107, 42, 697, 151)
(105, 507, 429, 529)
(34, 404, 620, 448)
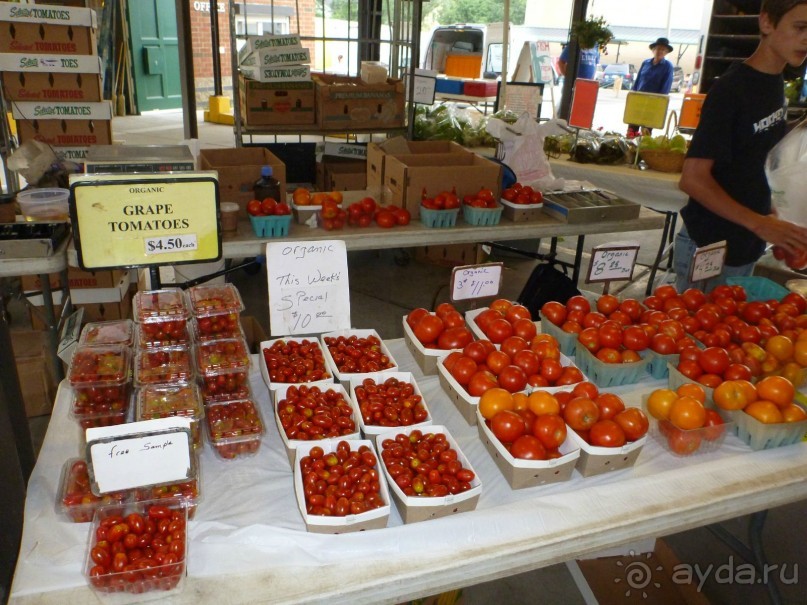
(675, 0, 807, 292)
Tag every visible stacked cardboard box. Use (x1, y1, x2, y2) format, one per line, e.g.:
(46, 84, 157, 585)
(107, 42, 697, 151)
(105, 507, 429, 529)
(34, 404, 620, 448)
(0, 1, 108, 162)
(238, 34, 315, 127)
(316, 142, 367, 192)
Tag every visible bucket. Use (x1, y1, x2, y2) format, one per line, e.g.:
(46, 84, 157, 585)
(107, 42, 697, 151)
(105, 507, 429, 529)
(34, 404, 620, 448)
(16, 188, 70, 222)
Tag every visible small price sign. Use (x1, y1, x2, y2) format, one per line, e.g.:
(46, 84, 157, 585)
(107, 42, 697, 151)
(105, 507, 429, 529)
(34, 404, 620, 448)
(586, 243, 640, 284)
(85, 418, 194, 494)
(266, 240, 351, 335)
(690, 240, 727, 283)
(408, 68, 437, 105)
(451, 263, 503, 301)
(145, 234, 198, 255)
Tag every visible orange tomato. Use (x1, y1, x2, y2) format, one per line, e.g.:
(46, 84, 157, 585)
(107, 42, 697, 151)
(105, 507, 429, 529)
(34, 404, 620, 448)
(527, 390, 560, 417)
(780, 362, 806, 389)
(781, 403, 807, 423)
(755, 375, 795, 407)
(713, 380, 751, 411)
(676, 383, 706, 404)
(621, 350, 642, 363)
(734, 379, 758, 404)
(744, 400, 783, 424)
(765, 335, 794, 362)
(531, 333, 560, 349)
(489, 299, 513, 314)
(479, 388, 514, 420)
(512, 392, 529, 412)
(329, 191, 343, 204)
(292, 187, 311, 206)
(794, 340, 807, 366)
(647, 388, 678, 420)
(669, 396, 707, 430)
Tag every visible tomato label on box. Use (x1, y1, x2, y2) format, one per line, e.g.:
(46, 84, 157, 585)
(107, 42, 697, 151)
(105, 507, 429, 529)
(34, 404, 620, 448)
(451, 262, 503, 301)
(586, 243, 640, 284)
(690, 240, 727, 283)
(266, 240, 351, 335)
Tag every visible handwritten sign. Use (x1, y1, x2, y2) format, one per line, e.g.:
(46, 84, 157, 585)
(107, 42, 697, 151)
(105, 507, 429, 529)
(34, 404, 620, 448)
(501, 82, 544, 119)
(85, 418, 194, 494)
(451, 263, 503, 301)
(690, 240, 727, 282)
(586, 243, 640, 283)
(407, 68, 437, 105)
(266, 240, 351, 335)
(568, 79, 599, 130)
(623, 91, 670, 130)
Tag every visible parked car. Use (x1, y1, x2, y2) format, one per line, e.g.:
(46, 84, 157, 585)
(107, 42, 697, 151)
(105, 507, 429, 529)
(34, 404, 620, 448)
(600, 63, 637, 90)
(671, 66, 685, 92)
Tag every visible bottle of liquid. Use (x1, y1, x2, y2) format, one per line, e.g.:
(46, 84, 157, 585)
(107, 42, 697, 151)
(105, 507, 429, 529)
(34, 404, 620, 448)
(254, 165, 281, 202)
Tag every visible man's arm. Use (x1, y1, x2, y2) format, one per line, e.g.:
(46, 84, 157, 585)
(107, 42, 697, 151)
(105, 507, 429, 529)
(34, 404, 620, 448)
(679, 157, 807, 256)
(557, 59, 567, 76)
(660, 62, 674, 94)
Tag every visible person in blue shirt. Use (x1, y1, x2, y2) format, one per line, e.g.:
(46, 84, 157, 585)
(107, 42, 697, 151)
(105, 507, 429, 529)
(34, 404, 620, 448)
(627, 37, 675, 137)
(557, 44, 600, 80)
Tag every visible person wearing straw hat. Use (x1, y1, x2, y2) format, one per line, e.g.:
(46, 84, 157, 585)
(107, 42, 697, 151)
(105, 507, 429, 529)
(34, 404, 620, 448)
(626, 37, 675, 138)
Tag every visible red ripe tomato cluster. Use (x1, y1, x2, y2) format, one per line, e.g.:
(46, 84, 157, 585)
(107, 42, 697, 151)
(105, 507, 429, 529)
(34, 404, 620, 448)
(206, 399, 263, 459)
(501, 182, 544, 205)
(247, 197, 291, 217)
(61, 459, 129, 523)
(262, 339, 330, 384)
(277, 385, 357, 440)
(374, 204, 411, 229)
(300, 441, 385, 516)
(473, 299, 537, 344)
(197, 339, 251, 402)
(354, 376, 429, 428)
(69, 347, 130, 427)
(135, 479, 200, 519)
(406, 303, 474, 350)
(462, 187, 498, 209)
(319, 198, 348, 230)
(380, 430, 475, 497)
(675, 345, 754, 388)
(772, 244, 807, 270)
(195, 312, 240, 340)
(87, 505, 186, 593)
(345, 196, 378, 227)
(139, 319, 189, 346)
(421, 188, 460, 210)
(136, 347, 193, 385)
(323, 334, 394, 373)
(486, 406, 567, 461)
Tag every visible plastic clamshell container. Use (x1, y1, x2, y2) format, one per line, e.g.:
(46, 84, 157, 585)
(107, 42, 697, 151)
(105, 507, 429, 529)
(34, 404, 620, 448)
(725, 276, 789, 302)
(68, 345, 131, 428)
(500, 198, 544, 222)
(79, 319, 134, 347)
(540, 318, 577, 357)
(566, 427, 646, 477)
(419, 206, 459, 228)
(133, 288, 191, 346)
(475, 408, 580, 489)
(196, 337, 252, 403)
(294, 439, 391, 533)
(320, 329, 399, 390)
(719, 406, 807, 451)
(17, 187, 69, 221)
(57, 458, 131, 523)
(133, 467, 201, 519)
(259, 337, 334, 391)
(349, 371, 433, 437)
(651, 418, 734, 457)
(462, 204, 503, 226)
(249, 213, 292, 237)
(187, 283, 244, 340)
(436, 354, 481, 425)
(205, 398, 265, 460)
(573, 346, 649, 388)
(135, 321, 192, 348)
(272, 383, 361, 466)
(400, 316, 457, 375)
(645, 350, 679, 380)
(135, 383, 204, 450)
(134, 345, 194, 387)
(375, 425, 482, 523)
(667, 362, 715, 406)
(84, 500, 188, 602)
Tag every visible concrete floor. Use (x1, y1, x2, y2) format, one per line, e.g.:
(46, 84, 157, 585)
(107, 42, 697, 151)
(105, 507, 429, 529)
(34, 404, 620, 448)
(15, 108, 807, 604)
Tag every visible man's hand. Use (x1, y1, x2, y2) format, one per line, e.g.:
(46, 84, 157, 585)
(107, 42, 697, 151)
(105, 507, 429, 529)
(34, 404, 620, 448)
(752, 214, 807, 256)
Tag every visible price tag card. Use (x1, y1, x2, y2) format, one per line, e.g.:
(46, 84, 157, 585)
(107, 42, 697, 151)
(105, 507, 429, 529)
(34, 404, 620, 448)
(85, 418, 194, 494)
(451, 263, 503, 301)
(69, 172, 221, 270)
(407, 68, 437, 105)
(586, 242, 640, 283)
(568, 79, 599, 130)
(266, 240, 351, 335)
(690, 240, 727, 282)
(623, 91, 670, 130)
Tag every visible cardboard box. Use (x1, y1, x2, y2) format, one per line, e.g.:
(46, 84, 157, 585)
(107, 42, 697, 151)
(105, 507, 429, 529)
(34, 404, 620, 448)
(318, 158, 366, 192)
(238, 74, 316, 127)
(21, 267, 129, 292)
(12, 99, 113, 146)
(413, 243, 486, 267)
(366, 138, 468, 192)
(242, 46, 310, 68)
(2, 71, 103, 102)
(571, 539, 711, 605)
(240, 316, 268, 354)
(11, 329, 58, 417)
(30, 297, 131, 331)
(53, 146, 90, 162)
(237, 33, 303, 66)
(240, 64, 311, 82)
(314, 74, 405, 130)
(384, 152, 501, 219)
(0, 2, 97, 55)
(199, 146, 287, 216)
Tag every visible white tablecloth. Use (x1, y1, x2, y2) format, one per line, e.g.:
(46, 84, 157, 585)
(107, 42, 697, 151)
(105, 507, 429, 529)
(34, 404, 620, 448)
(11, 339, 807, 604)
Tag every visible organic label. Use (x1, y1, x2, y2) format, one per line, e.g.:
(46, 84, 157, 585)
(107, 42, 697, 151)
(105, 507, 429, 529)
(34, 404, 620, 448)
(690, 241, 727, 282)
(451, 263, 503, 301)
(586, 243, 640, 283)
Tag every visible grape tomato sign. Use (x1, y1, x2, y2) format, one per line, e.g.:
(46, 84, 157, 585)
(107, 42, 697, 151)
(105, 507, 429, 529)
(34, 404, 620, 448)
(690, 240, 727, 282)
(266, 240, 351, 335)
(586, 243, 640, 283)
(85, 418, 194, 494)
(451, 263, 503, 301)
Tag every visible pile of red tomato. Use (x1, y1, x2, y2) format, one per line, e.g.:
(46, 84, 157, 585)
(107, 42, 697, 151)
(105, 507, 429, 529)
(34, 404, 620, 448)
(406, 303, 475, 351)
(462, 187, 498, 209)
(421, 188, 460, 211)
(501, 182, 544, 206)
(472, 299, 537, 344)
(247, 197, 291, 217)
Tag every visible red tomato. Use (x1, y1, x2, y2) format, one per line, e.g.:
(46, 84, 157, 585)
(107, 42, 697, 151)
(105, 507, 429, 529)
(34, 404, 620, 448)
(623, 325, 650, 351)
(608, 310, 633, 327)
(582, 312, 607, 329)
(486, 318, 514, 344)
(681, 288, 707, 311)
(723, 363, 752, 381)
(619, 299, 644, 321)
(561, 320, 582, 334)
(505, 304, 532, 323)
(598, 322, 623, 349)
(651, 333, 677, 354)
(658, 320, 685, 341)
(467, 370, 498, 396)
(540, 302, 567, 326)
(613, 407, 649, 441)
(462, 341, 490, 364)
(695, 308, 720, 330)
(406, 308, 429, 330)
(678, 359, 704, 380)
(414, 315, 444, 344)
(596, 347, 622, 364)
(437, 327, 474, 350)
(781, 292, 807, 314)
(589, 420, 627, 447)
(596, 294, 620, 316)
(490, 410, 527, 444)
(654, 284, 678, 300)
(571, 381, 599, 400)
(577, 327, 600, 353)
(644, 295, 663, 310)
(666, 426, 702, 455)
(486, 350, 511, 375)
(595, 393, 626, 420)
(393, 207, 411, 225)
(566, 295, 591, 315)
(532, 414, 567, 449)
(741, 301, 772, 325)
(697, 347, 731, 376)
(512, 349, 541, 376)
(539, 358, 563, 383)
(512, 318, 538, 341)
(375, 211, 396, 228)
(510, 435, 547, 460)
(703, 409, 726, 441)
(563, 397, 600, 431)
(246, 199, 264, 216)
(500, 336, 529, 358)
(556, 366, 584, 386)
(497, 365, 528, 393)
(441, 311, 466, 329)
(260, 197, 277, 215)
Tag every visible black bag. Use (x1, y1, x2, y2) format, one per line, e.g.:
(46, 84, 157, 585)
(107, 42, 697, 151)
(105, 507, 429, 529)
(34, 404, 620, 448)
(517, 262, 581, 321)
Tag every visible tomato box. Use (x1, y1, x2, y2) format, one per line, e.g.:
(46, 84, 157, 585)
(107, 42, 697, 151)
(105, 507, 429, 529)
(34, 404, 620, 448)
(375, 425, 482, 523)
(195, 337, 252, 403)
(272, 383, 361, 466)
(667, 363, 715, 406)
(401, 315, 457, 375)
(320, 329, 399, 391)
(135, 383, 204, 451)
(718, 405, 807, 451)
(259, 337, 334, 391)
(57, 458, 131, 523)
(348, 371, 433, 438)
(651, 418, 734, 457)
(133, 288, 191, 345)
(566, 426, 646, 477)
(645, 350, 679, 380)
(68, 344, 131, 429)
(78, 319, 134, 347)
(238, 74, 316, 127)
(134, 345, 195, 387)
(475, 408, 580, 489)
(132, 466, 202, 520)
(205, 398, 265, 460)
(500, 198, 544, 222)
(573, 346, 649, 388)
(436, 355, 480, 425)
(0, 3, 98, 55)
(314, 73, 405, 131)
(540, 318, 577, 357)
(294, 439, 391, 533)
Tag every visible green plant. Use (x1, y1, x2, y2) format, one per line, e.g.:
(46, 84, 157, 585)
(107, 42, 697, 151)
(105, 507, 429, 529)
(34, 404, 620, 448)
(570, 16, 613, 51)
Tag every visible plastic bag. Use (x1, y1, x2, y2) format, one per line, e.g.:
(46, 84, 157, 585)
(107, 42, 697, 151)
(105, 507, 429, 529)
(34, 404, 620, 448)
(486, 113, 560, 187)
(765, 119, 807, 227)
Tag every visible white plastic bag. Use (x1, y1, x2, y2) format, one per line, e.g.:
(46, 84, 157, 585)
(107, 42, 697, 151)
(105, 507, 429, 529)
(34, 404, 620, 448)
(765, 119, 807, 226)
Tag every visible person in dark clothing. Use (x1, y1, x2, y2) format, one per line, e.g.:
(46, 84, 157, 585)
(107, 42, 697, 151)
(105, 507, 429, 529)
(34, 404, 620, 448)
(675, 0, 807, 292)
(627, 37, 675, 138)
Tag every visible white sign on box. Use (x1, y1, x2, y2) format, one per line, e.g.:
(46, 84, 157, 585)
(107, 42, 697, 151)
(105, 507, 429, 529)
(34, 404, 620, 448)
(266, 240, 351, 335)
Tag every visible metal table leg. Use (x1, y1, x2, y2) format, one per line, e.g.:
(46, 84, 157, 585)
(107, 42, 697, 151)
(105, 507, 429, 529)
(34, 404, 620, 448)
(645, 210, 676, 296)
(39, 272, 64, 381)
(572, 235, 586, 285)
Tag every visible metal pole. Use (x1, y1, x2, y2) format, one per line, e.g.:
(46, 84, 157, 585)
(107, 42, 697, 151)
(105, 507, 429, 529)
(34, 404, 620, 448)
(406, 0, 423, 140)
(210, 0, 223, 96)
(559, 0, 589, 120)
(175, 0, 198, 139)
(500, 0, 510, 103)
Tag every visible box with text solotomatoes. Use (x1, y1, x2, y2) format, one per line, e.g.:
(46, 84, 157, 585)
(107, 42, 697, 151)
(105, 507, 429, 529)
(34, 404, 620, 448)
(12, 101, 112, 146)
(384, 152, 501, 219)
(238, 73, 316, 127)
(314, 73, 405, 131)
(0, 2, 97, 55)
(0, 53, 103, 102)
(366, 137, 469, 194)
